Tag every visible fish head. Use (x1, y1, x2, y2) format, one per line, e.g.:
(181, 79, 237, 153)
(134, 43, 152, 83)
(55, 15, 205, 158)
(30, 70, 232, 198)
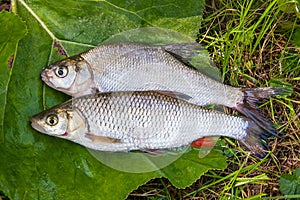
(41, 55, 94, 96)
(30, 104, 87, 141)
(30, 107, 69, 137)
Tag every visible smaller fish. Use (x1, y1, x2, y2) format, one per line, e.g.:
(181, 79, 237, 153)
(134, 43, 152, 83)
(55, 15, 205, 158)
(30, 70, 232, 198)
(30, 91, 275, 157)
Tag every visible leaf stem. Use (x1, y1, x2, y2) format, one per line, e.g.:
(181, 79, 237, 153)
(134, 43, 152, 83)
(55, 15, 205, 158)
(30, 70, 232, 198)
(60, 39, 96, 48)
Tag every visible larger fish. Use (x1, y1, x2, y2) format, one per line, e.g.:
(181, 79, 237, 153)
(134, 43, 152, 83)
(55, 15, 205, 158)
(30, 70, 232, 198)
(30, 91, 273, 157)
(41, 42, 288, 133)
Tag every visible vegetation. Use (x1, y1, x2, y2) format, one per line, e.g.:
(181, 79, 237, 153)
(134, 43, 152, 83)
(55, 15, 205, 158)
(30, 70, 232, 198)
(129, 0, 300, 199)
(0, 0, 299, 199)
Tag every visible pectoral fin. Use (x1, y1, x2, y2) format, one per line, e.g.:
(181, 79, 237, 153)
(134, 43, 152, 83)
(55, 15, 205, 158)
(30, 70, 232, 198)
(155, 90, 192, 101)
(85, 132, 121, 143)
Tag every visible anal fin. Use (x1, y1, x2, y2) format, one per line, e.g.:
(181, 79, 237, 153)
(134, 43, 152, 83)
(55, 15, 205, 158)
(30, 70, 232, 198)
(190, 137, 218, 148)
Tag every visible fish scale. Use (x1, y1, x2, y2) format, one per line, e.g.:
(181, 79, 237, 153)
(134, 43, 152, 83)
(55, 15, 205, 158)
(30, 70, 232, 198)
(31, 91, 271, 157)
(72, 91, 246, 148)
(82, 43, 234, 106)
(42, 42, 289, 136)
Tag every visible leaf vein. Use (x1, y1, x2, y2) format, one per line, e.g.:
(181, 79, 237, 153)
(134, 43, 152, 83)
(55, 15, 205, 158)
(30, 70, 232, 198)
(1, 51, 14, 144)
(0, 28, 15, 144)
(135, 3, 179, 15)
(102, 0, 154, 26)
(19, 0, 57, 40)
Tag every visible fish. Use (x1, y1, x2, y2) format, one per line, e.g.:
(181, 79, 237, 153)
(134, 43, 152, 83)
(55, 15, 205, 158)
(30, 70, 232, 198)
(30, 91, 274, 158)
(41, 42, 289, 135)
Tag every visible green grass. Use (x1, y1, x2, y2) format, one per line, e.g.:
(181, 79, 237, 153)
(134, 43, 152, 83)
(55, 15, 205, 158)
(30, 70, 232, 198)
(129, 0, 300, 199)
(199, 0, 296, 85)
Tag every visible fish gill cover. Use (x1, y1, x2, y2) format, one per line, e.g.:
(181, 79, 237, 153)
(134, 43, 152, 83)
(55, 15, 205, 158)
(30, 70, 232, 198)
(0, 1, 227, 199)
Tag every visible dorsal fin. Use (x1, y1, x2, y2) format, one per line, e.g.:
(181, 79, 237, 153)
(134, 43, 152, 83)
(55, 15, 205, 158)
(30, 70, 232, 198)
(163, 43, 204, 70)
(163, 43, 222, 82)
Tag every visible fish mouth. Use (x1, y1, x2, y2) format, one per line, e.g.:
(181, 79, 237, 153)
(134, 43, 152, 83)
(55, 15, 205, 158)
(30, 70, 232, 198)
(41, 68, 72, 94)
(30, 117, 47, 134)
(41, 69, 54, 86)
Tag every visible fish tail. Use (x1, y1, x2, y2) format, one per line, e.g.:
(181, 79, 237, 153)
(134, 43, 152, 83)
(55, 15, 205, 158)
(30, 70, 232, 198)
(240, 120, 274, 158)
(236, 86, 291, 135)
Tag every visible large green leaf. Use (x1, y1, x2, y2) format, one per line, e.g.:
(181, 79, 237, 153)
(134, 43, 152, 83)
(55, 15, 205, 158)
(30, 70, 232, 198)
(0, 1, 227, 199)
(0, 11, 27, 142)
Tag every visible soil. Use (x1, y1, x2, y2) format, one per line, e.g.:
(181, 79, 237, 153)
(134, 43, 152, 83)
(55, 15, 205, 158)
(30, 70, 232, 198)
(0, 0, 10, 11)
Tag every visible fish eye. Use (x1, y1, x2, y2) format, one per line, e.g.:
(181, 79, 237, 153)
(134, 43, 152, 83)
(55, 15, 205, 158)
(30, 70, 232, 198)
(55, 66, 68, 78)
(46, 114, 59, 126)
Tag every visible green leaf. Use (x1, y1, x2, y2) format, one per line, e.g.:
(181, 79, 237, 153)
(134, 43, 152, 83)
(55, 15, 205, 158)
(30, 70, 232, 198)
(0, 1, 228, 199)
(0, 11, 27, 142)
(292, 28, 300, 48)
(162, 149, 227, 188)
(278, 0, 300, 18)
(279, 168, 300, 196)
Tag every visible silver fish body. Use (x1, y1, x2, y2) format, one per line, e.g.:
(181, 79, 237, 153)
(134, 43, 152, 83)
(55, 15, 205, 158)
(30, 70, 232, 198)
(42, 43, 241, 107)
(41, 42, 288, 134)
(30, 91, 270, 156)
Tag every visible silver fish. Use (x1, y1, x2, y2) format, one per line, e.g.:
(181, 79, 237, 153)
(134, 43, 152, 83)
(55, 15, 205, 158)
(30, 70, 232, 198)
(41, 42, 288, 133)
(30, 91, 272, 157)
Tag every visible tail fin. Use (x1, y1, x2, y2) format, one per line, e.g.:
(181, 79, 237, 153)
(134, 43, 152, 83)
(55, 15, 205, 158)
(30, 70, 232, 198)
(240, 120, 275, 158)
(236, 86, 292, 136)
